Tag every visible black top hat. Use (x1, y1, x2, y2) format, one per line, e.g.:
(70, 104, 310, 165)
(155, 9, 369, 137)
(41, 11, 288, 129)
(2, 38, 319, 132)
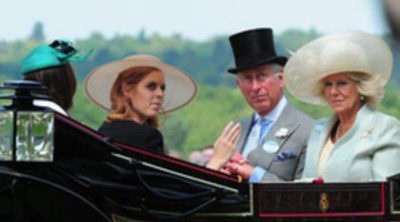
(227, 28, 287, 74)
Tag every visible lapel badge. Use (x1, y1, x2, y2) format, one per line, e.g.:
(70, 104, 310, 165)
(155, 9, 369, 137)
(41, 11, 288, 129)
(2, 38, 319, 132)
(275, 128, 289, 139)
(262, 140, 280, 154)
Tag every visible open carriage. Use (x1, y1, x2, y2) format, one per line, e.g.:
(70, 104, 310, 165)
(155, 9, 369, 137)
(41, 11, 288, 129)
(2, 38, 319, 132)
(1, 81, 400, 222)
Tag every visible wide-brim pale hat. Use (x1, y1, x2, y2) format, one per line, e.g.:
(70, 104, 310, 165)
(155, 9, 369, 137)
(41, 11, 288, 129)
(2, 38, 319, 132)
(283, 32, 393, 105)
(85, 54, 197, 113)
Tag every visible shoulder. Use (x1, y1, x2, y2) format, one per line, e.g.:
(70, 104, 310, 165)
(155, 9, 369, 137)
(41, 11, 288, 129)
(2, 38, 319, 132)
(357, 107, 400, 129)
(368, 109, 399, 123)
(34, 100, 68, 115)
(305, 118, 330, 146)
(236, 115, 253, 128)
(99, 120, 161, 136)
(287, 103, 315, 122)
(362, 109, 400, 135)
(312, 118, 329, 133)
(99, 120, 164, 153)
(99, 120, 142, 132)
(285, 102, 317, 130)
(237, 115, 252, 123)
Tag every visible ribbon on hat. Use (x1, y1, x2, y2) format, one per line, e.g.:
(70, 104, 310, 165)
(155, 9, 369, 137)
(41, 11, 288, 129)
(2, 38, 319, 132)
(50, 39, 92, 63)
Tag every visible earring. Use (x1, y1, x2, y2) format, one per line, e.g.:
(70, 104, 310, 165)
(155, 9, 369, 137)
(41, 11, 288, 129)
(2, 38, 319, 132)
(360, 95, 365, 101)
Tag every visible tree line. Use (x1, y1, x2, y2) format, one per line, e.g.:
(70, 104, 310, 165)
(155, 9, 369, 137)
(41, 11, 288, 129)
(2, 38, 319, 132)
(1, 24, 400, 158)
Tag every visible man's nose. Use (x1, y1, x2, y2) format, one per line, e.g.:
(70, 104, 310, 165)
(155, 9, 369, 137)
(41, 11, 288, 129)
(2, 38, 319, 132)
(250, 78, 262, 89)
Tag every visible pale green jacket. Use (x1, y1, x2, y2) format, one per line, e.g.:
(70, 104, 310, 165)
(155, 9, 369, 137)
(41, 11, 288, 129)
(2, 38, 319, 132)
(302, 105, 400, 182)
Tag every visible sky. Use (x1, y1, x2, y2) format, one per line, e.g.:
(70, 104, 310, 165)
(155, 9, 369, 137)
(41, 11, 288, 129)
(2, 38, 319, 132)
(0, 0, 387, 41)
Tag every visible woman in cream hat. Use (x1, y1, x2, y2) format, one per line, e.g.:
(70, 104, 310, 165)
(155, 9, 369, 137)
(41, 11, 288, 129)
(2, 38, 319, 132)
(85, 54, 197, 154)
(283, 32, 400, 182)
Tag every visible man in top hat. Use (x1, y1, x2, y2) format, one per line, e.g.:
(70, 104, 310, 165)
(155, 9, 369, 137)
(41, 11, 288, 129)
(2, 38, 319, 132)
(208, 28, 315, 182)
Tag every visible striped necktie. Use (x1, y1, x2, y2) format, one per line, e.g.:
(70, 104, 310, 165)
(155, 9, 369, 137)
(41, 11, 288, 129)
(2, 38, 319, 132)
(258, 118, 272, 146)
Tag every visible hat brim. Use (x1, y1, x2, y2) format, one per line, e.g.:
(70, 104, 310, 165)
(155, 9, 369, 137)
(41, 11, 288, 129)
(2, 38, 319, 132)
(84, 55, 197, 113)
(283, 32, 392, 105)
(227, 56, 287, 74)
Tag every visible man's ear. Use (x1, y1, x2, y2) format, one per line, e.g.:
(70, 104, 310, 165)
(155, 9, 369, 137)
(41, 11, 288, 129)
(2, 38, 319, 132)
(277, 70, 285, 88)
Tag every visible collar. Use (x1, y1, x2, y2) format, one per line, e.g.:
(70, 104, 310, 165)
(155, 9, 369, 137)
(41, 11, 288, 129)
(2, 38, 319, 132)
(320, 104, 372, 146)
(34, 99, 68, 115)
(254, 96, 287, 123)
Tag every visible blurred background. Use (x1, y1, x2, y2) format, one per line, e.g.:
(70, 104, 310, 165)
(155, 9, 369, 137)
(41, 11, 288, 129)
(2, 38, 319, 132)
(0, 0, 398, 159)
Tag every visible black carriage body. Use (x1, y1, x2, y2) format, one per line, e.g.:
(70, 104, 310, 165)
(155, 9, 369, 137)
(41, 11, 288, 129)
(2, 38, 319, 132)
(1, 113, 400, 222)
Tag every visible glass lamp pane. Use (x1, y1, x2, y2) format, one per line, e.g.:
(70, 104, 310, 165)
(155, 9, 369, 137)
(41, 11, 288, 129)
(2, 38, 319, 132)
(0, 111, 13, 160)
(16, 111, 54, 162)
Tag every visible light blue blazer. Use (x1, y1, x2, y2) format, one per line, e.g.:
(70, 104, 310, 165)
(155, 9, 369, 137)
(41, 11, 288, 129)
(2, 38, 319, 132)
(302, 105, 400, 182)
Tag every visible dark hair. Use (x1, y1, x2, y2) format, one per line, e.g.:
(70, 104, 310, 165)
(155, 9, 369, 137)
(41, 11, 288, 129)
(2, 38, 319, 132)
(23, 64, 77, 112)
(108, 66, 162, 128)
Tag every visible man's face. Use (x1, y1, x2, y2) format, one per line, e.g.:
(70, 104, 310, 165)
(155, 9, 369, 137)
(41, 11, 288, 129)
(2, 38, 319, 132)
(236, 64, 284, 116)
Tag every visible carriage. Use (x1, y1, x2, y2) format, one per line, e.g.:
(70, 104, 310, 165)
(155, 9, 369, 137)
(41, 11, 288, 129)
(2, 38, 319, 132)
(1, 81, 400, 222)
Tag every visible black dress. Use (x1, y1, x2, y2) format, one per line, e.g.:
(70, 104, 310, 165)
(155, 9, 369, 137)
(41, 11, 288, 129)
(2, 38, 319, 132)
(98, 120, 165, 154)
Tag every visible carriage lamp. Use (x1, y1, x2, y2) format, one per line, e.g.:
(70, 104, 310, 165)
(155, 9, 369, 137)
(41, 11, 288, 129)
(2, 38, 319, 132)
(0, 80, 54, 162)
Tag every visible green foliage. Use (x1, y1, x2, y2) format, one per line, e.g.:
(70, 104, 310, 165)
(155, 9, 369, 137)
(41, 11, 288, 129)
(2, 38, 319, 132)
(161, 113, 189, 154)
(160, 84, 252, 157)
(277, 28, 320, 55)
(284, 89, 332, 119)
(3, 26, 400, 161)
(69, 85, 107, 130)
(378, 85, 400, 119)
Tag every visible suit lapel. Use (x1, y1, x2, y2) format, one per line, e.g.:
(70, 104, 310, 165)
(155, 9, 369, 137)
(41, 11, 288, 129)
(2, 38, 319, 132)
(265, 103, 299, 144)
(310, 116, 338, 174)
(249, 104, 300, 168)
(236, 115, 254, 153)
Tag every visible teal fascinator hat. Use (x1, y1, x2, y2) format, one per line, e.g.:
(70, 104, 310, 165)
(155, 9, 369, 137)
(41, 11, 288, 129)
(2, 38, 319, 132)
(21, 40, 92, 75)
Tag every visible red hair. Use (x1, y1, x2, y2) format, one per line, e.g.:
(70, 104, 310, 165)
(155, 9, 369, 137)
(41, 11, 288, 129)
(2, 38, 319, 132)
(107, 66, 162, 127)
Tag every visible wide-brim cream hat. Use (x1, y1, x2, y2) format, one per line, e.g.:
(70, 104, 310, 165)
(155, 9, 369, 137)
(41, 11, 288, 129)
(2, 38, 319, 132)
(283, 32, 393, 105)
(85, 54, 197, 113)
